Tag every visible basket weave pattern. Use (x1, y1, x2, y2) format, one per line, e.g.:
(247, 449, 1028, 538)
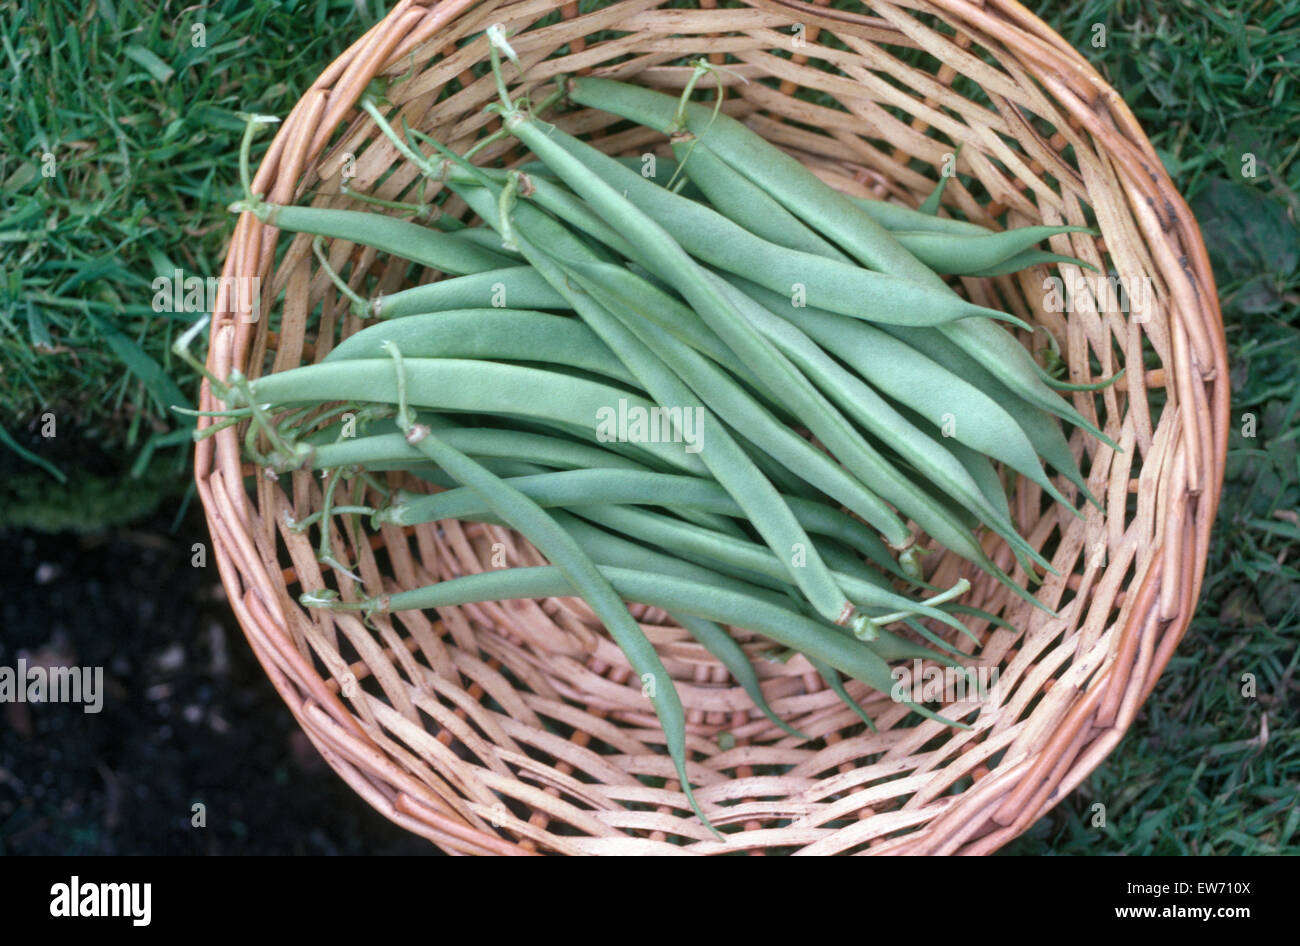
(197, 0, 1228, 854)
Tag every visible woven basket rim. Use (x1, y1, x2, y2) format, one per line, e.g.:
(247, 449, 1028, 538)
(195, 0, 1229, 855)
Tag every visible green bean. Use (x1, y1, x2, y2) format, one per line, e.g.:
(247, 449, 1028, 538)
(377, 342, 714, 832)
(460, 506, 946, 666)
(372, 267, 568, 319)
(566, 76, 1120, 440)
(443, 173, 865, 631)
(572, 504, 975, 635)
(881, 323, 1101, 505)
(400, 446, 746, 540)
(727, 276, 1081, 514)
(561, 259, 913, 551)
(705, 273, 1058, 587)
(669, 612, 807, 738)
(384, 462, 909, 576)
(670, 138, 847, 260)
(964, 249, 1101, 278)
(809, 654, 878, 730)
(324, 308, 639, 387)
(917, 421, 1012, 525)
(242, 203, 517, 275)
(380, 468, 898, 570)
(850, 197, 989, 235)
(234, 358, 709, 477)
(571, 515, 950, 673)
(566, 76, 952, 288)
(940, 319, 1116, 446)
(355, 562, 965, 726)
(672, 139, 1092, 276)
(845, 196, 990, 235)
(514, 115, 1022, 330)
(881, 226, 1096, 275)
(304, 423, 654, 474)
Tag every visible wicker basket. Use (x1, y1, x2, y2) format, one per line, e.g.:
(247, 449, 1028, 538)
(197, 0, 1228, 854)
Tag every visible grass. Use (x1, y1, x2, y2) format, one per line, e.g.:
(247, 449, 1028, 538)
(1000, 0, 1300, 855)
(0, 0, 385, 525)
(3, 0, 1297, 852)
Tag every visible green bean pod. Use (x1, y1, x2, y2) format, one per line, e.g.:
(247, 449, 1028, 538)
(379, 468, 899, 573)
(709, 273, 1058, 575)
(261, 204, 517, 274)
(669, 612, 807, 738)
(729, 276, 1080, 513)
(847, 195, 991, 236)
(324, 308, 638, 387)
(882, 226, 1096, 275)
(373, 266, 569, 319)
(304, 423, 655, 474)
(964, 249, 1100, 278)
(566, 77, 952, 287)
(884, 323, 1103, 505)
(573, 503, 974, 635)
(233, 358, 709, 477)
(515, 115, 1021, 330)
(385, 396, 714, 831)
(365, 563, 965, 727)
(445, 173, 866, 629)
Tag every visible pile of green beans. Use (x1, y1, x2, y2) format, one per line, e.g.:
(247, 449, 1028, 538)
(199, 43, 1119, 833)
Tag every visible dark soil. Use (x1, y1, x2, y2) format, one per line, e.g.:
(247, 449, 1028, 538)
(0, 497, 433, 855)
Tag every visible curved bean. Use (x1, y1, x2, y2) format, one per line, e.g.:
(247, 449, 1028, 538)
(379, 341, 713, 832)
(846, 196, 990, 235)
(256, 204, 517, 275)
(575, 503, 973, 636)
(710, 273, 1058, 575)
(304, 425, 655, 474)
(884, 323, 1102, 505)
(234, 358, 709, 477)
(446, 175, 863, 629)
(728, 276, 1079, 513)
(670, 612, 807, 738)
(324, 308, 638, 386)
(566, 77, 952, 288)
(373, 267, 568, 319)
(360, 563, 965, 726)
(884, 226, 1095, 275)
(380, 468, 903, 577)
(516, 116, 1022, 330)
